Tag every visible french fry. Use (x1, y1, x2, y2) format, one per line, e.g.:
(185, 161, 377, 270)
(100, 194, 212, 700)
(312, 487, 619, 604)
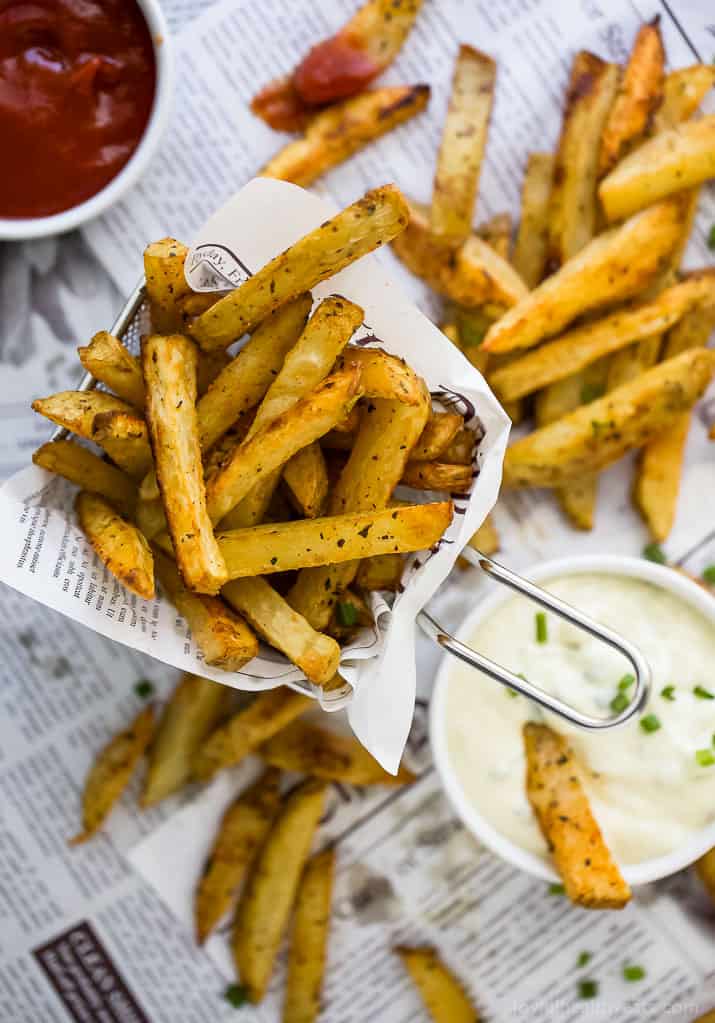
(606, 333, 662, 390)
(283, 848, 335, 1023)
(260, 720, 415, 786)
(355, 553, 405, 591)
(191, 186, 409, 350)
(547, 51, 620, 271)
(282, 443, 329, 518)
(143, 334, 227, 595)
(695, 846, 715, 903)
(401, 461, 472, 493)
(490, 275, 715, 402)
(193, 688, 311, 782)
(262, 85, 430, 187)
(441, 427, 475, 465)
(466, 513, 499, 557)
(78, 332, 145, 409)
(33, 440, 136, 519)
(76, 491, 154, 599)
(482, 199, 683, 354)
(504, 349, 715, 488)
(91, 410, 154, 478)
(232, 779, 326, 1004)
(154, 549, 258, 671)
(288, 391, 430, 630)
(523, 723, 631, 909)
(217, 502, 453, 577)
(205, 366, 363, 526)
(410, 412, 463, 461)
(599, 115, 715, 222)
(195, 768, 282, 944)
(652, 65, 715, 132)
(692, 1012, 715, 1023)
(142, 673, 232, 807)
(477, 212, 512, 261)
(222, 578, 341, 686)
(144, 238, 192, 333)
(333, 347, 425, 406)
(598, 19, 664, 178)
(431, 46, 495, 245)
(69, 705, 155, 845)
(395, 947, 478, 1023)
(512, 152, 554, 288)
(135, 497, 167, 541)
(195, 349, 231, 397)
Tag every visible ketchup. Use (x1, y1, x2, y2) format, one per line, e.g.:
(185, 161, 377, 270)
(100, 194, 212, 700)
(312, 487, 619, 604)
(0, 0, 156, 219)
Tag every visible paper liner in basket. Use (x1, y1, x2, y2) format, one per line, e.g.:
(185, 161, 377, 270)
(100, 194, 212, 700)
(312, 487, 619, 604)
(0, 179, 509, 772)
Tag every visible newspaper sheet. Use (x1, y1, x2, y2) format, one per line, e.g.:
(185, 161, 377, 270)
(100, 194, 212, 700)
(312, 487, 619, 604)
(1, 0, 714, 1020)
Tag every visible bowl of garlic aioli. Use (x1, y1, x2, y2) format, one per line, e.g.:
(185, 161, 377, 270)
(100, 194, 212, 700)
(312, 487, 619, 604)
(430, 554, 715, 886)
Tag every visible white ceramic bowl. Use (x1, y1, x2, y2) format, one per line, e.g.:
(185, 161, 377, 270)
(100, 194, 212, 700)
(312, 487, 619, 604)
(430, 553, 715, 887)
(0, 0, 173, 241)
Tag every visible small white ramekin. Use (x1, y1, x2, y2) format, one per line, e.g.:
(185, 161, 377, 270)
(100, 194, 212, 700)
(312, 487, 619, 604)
(430, 553, 715, 887)
(0, 0, 173, 241)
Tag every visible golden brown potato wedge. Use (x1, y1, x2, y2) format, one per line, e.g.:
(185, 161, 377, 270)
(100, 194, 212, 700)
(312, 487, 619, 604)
(222, 578, 341, 686)
(232, 779, 326, 1004)
(195, 348, 231, 397)
(262, 85, 429, 187)
(355, 553, 405, 592)
(441, 427, 475, 465)
(633, 412, 690, 542)
(504, 348, 715, 488)
(652, 65, 715, 132)
(401, 461, 472, 493)
(483, 199, 683, 354)
(193, 688, 311, 782)
(135, 497, 167, 542)
(191, 186, 409, 350)
(153, 549, 258, 671)
(410, 412, 463, 461)
(144, 237, 192, 333)
(142, 673, 232, 807)
(431, 46, 495, 245)
(477, 212, 512, 261)
(69, 705, 155, 845)
(523, 723, 631, 909)
(76, 491, 154, 599)
(78, 332, 145, 409)
(195, 768, 282, 944)
(600, 115, 715, 221)
(395, 946, 479, 1023)
(333, 347, 425, 406)
(33, 440, 136, 520)
(261, 720, 415, 786)
(512, 152, 554, 288)
(282, 443, 329, 518)
(91, 410, 154, 478)
(283, 847, 335, 1023)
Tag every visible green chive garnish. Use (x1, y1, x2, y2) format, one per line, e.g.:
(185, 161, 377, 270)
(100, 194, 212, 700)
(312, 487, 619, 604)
(134, 679, 154, 699)
(694, 685, 714, 700)
(643, 542, 666, 564)
(640, 714, 661, 734)
(547, 882, 565, 895)
(696, 749, 715, 767)
(580, 382, 605, 404)
(535, 612, 548, 644)
(623, 964, 646, 982)
(618, 673, 635, 691)
(610, 692, 629, 713)
(703, 565, 715, 585)
(660, 685, 676, 701)
(336, 601, 358, 627)
(708, 224, 715, 251)
(577, 951, 592, 968)
(578, 980, 598, 1000)
(224, 984, 249, 1008)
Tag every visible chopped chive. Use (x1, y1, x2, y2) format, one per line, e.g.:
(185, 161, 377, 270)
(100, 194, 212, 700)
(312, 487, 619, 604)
(580, 382, 605, 404)
(623, 964, 646, 982)
(618, 673, 636, 691)
(577, 951, 592, 968)
(640, 714, 661, 734)
(708, 224, 715, 251)
(224, 984, 249, 1008)
(336, 601, 358, 627)
(535, 612, 548, 644)
(506, 688, 519, 698)
(660, 685, 676, 701)
(643, 542, 666, 564)
(578, 979, 598, 1000)
(694, 685, 714, 700)
(703, 565, 715, 585)
(696, 748, 715, 767)
(610, 691, 629, 713)
(134, 679, 154, 699)
(547, 882, 565, 895)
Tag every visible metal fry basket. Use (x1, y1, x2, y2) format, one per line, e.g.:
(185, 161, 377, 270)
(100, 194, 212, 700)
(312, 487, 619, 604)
(52, 280, 651, 730)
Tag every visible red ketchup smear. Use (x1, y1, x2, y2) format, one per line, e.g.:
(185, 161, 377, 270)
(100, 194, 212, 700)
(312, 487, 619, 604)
(0, 0, 156, 219)
(293, 36, 380, 105)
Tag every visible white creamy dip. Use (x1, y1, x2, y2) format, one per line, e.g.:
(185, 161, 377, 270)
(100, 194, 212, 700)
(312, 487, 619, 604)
(444, 573, 715, 865)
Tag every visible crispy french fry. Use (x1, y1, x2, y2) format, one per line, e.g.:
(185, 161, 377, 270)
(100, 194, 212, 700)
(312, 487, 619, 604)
(69, 705, 155, 845)
(193, 688, 311, 782)
(477, 212, 512, 261)
(652, 65, 715, 132)
(524, 723, 631, 909)
(195, 768, 282, 944)
(144, 238, 192, 333)
(76, 491, 154, 599)
(261, 720, 414, 786)
(355, 553, 405, 591)
(288, 391, 429, 630)
(598, 19, 664, 177)
(410, 412, 463, 461)
(696, 846, 715, 903)
(441, 427, 475, 465)
(662, 284, 715, 356)
(599, 115, 715, 222)
(547, 52, 620, 271)
(504, 349, 715, 488)
(33, 440, 136, 519)
(135, 497, 166, 541)
(218, 502, 452, 577)
(142, 673, 232, 807)
(262, 85, 429, 187)
(223, 578, 341, 686)
(153, 549, 258, 670)
(232, 779, 326, 1004)
(196, 349, 231, 397)
(490, 275, 715, 402)
(431, 46, 495, 245)
(205, 366, 362, 526)
(283, 848, 335, 1023)
(282, 443, 329, 518)
(482, 199, 683, 354)
(633, 413, 690, 542)
(191, 186, 409, 350)
(143, 334, 227, 595)
(91, 410, 153, 478)
(334, 347, 424, 406)
(396, 946, 478, 1023)
(78, 332, 145, 409)
(401, 461, 472, 493)
(606, 333, 662, 390)
(513, 152, 554, 288)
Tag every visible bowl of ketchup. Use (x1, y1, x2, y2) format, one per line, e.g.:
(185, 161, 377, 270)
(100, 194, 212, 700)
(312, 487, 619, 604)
(0, 0, 172, 239)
